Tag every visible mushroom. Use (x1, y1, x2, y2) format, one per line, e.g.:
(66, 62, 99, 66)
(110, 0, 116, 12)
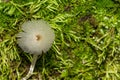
(17, 20, 55, 80)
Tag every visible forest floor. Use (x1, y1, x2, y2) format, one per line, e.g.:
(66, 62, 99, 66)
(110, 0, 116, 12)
(0, 0, 120, 80)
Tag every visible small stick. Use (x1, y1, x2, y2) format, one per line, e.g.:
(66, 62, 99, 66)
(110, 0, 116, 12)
(21, 54, 38, 80)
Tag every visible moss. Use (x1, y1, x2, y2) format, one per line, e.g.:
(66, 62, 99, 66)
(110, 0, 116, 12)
(0, 0, 120, 80)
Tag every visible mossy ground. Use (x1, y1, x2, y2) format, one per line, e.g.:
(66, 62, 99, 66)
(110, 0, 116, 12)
(0, 0, 120, 80)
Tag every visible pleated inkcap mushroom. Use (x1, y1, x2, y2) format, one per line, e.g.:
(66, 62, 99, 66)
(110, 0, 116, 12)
(17, 20, 55, 80)
(17, 20, 55, 55)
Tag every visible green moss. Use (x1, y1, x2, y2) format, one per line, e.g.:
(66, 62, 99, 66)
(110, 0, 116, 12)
(0, 0, 120, 80)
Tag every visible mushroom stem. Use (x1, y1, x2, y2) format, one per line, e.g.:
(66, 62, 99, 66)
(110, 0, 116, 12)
(22, 54, 38, 80)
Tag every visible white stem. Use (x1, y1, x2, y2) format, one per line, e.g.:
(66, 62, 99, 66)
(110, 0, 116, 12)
(21, 54, 38, 80)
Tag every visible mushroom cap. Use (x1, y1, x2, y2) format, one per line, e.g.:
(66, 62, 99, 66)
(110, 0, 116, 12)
(17, 20, 55, 55)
